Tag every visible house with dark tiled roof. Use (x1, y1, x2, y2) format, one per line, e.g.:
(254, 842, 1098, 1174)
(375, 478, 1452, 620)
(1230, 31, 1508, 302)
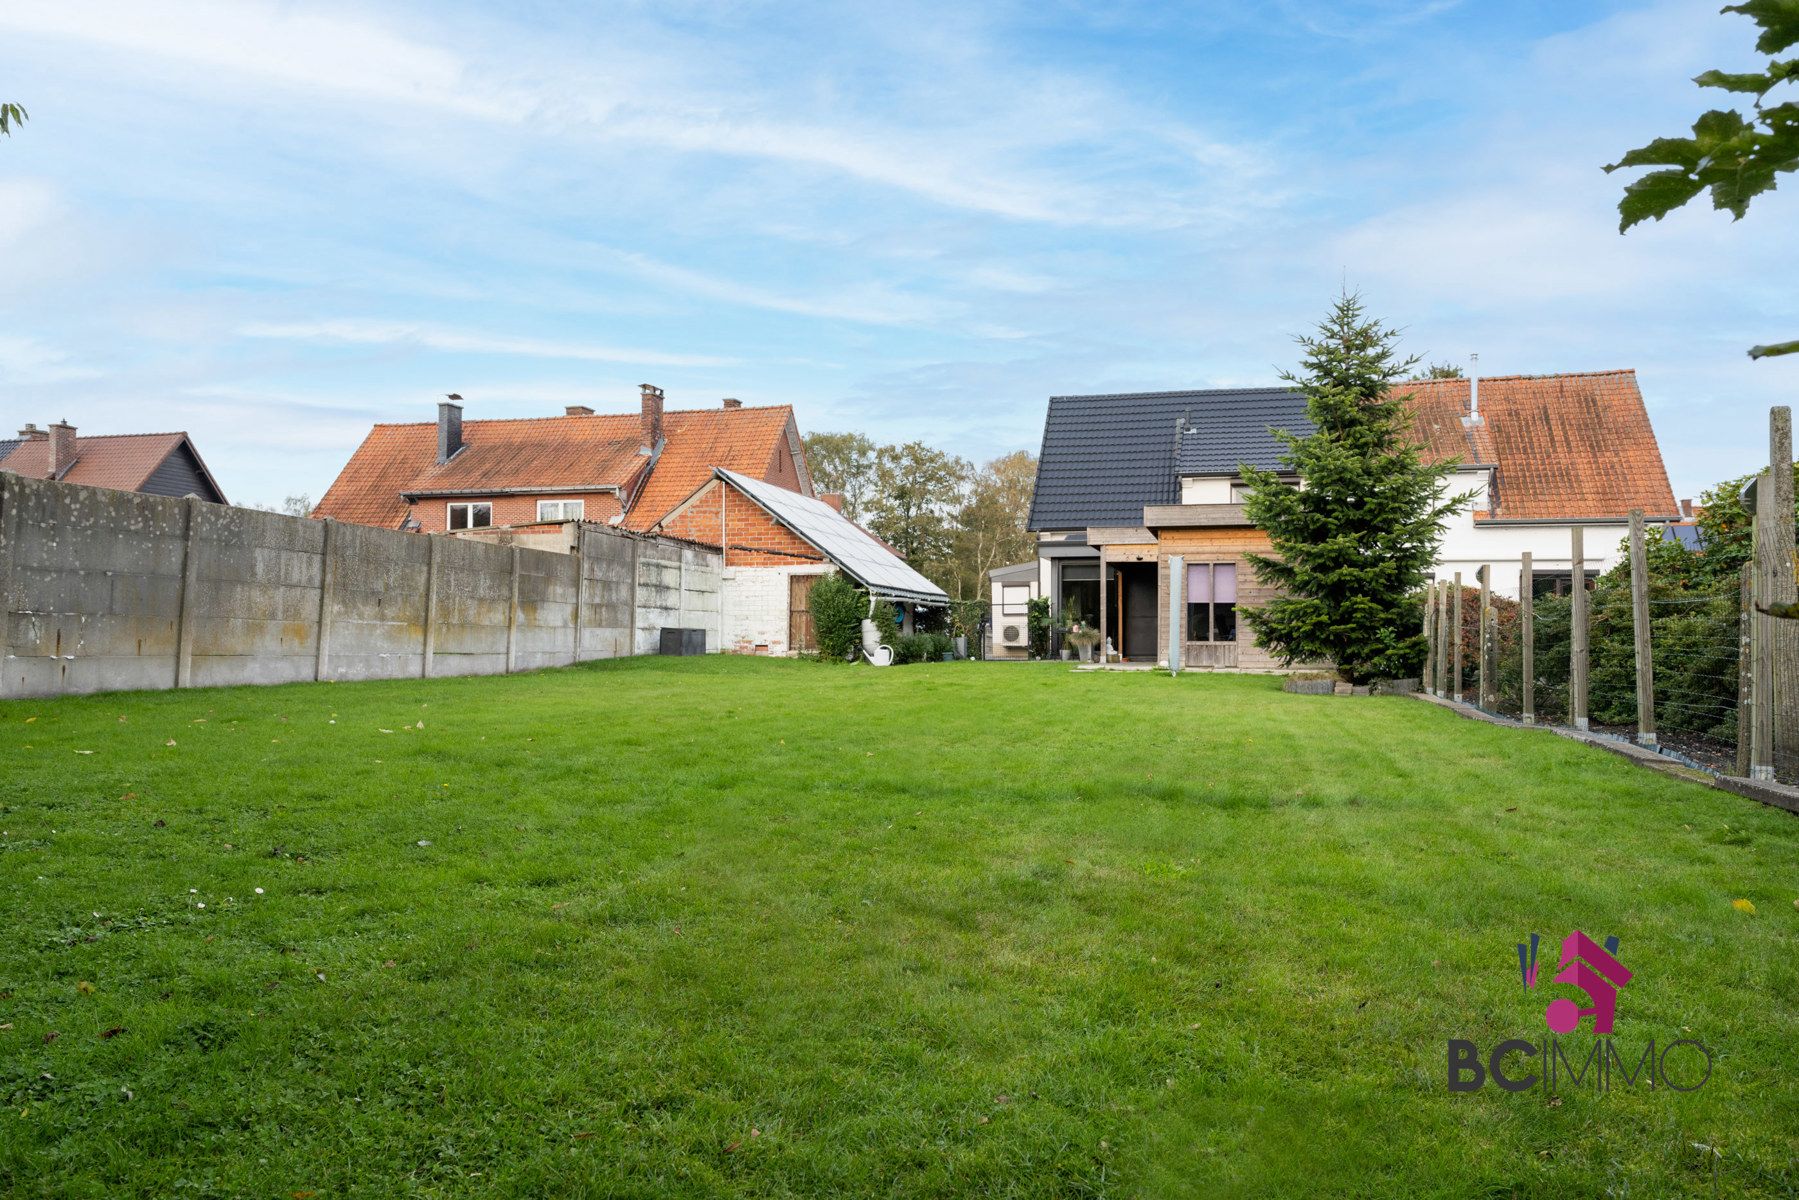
(0, 421, 227, 503)
(313, 386, 813, 534)
(1013, 370, 1678, 667)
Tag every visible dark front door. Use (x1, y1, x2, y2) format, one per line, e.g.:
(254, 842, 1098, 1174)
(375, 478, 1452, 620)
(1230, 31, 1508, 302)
(1109, 563, 1159, 661)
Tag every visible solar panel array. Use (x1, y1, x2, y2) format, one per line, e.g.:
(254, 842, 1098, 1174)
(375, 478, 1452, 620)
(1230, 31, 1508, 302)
(718, 468, 948, 603)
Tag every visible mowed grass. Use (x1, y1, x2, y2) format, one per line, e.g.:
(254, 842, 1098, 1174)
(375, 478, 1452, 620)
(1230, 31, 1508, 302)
(2, 658, 1797, 1199)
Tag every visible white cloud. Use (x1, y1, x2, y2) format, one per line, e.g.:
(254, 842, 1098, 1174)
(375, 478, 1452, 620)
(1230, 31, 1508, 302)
(237, 319, 736, 368)
(0, 335, 102, 384)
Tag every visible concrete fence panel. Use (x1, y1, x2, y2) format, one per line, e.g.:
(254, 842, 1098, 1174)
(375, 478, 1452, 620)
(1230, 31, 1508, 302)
(0, 473, 722, 699)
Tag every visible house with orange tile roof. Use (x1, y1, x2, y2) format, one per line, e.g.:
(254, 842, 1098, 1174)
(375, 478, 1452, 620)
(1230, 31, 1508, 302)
(0, 420, 227, 503)
(313, 385, 812, 534)
(1016, 369, 1679, 667)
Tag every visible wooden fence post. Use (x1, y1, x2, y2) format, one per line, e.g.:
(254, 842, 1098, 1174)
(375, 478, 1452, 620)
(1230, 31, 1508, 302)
(421, 533, 440, 679)
(1422, 578, 1436, 696)
(1434, 582, 1450, 698)
(1570, 526, 1589, 730)
(1739, 561, 1753, 777)
(1452, 571, 1464, 703)
(1629, 509, 1657, 748)
(1753, 468, 1776, 779)
(1520, 552, 1535, 724)
(1767, 407, 1798, 778)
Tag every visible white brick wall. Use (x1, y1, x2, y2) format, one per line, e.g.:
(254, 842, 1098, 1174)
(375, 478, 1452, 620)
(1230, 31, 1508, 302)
(723, 565, 831, 655)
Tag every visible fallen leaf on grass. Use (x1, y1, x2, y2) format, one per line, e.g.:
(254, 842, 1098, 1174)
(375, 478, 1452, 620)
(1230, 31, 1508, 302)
(573, 1131, 594, 1140)
(382, 960, 395, 969)
(42, 1032, 57, 1044)
(75, 981, 94, 995)
(1732, 898, 1757, 915)
(379, 729, 394, 735)
(0, 1024, 11, 1031)
(73, 750, 95, 756)
(165, 740, 177, 748)
(24, 717, 36, 724)
(99, 1027, 125, 1039)
(723, 1141, 741, 1154)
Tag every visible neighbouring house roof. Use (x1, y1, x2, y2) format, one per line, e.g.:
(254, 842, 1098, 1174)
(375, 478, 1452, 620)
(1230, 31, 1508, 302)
(1174, 390, 1314, 476)
(989, 560, 1039, 582)
(314, 402, 804, 531)
(621, 407, 804, 532)
(1029, 387, 1299, 530)
(711, 468, 949, 604)
(1028, 370, 1678, 530)
(0, 431, 228, 502)
(1403, 371, 1678, 521)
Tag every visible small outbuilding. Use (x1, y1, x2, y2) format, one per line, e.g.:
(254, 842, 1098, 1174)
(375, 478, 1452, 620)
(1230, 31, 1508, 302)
(654, 467, 948, 655)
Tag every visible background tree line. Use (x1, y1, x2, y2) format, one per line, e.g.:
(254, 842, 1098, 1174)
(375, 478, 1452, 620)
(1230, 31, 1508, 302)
(803, 433, 1036, 600)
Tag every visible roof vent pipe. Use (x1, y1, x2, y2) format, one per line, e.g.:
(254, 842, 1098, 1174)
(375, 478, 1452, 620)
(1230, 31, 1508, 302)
(1469, 353, 1480, 422)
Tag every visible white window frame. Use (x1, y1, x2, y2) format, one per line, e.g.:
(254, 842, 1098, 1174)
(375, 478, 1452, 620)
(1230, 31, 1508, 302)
(537, 499, 585, 522)
(446, 501, 492, 531)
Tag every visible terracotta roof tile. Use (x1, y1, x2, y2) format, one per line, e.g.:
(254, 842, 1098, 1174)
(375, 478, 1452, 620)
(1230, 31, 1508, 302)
(0, 432, 191, 493)
(622, 406, 797, 530)
(1400, 371, 1677, 521)
(314, 403, 801, 531)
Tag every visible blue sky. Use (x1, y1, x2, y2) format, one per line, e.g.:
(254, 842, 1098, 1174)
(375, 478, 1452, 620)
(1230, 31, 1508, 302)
(4, 0, 1796, 508)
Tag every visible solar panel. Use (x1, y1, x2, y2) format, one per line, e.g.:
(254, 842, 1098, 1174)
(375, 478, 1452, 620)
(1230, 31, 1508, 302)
(718, 469, 949, 604)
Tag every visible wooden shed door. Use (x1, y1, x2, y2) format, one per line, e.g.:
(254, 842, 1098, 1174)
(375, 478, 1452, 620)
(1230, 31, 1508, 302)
(789, 574, 818, 653)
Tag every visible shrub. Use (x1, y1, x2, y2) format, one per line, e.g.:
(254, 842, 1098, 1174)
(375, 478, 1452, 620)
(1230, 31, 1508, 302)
(810, 572, 867, 662)
(892, 634, 927, 664)
(1026, 596, 1051, 659)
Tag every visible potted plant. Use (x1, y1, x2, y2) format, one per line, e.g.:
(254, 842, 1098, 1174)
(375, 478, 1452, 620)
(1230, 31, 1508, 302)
(1066, 622, 1101, 662)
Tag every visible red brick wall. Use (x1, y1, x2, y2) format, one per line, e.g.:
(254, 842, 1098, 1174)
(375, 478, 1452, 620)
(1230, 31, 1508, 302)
(407, 492, 622, 533)
(659, 479, 826, 567)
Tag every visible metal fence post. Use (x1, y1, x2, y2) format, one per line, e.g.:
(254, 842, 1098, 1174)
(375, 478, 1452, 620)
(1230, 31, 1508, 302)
(1520, 552, 1535, 724)
(1629, 509, 1656, 748)
(1570, 526, 1589, 731)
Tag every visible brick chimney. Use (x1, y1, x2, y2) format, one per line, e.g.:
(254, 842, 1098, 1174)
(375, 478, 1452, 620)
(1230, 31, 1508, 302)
(722, 397, 742, 409)
(565, 405, 594, 417)
(640, 384, 664, 447)
(819, 492, 844, 513)
(48, 420, 77, 478)
(437, 396, 464, 464)
(17, 422, 46, 440)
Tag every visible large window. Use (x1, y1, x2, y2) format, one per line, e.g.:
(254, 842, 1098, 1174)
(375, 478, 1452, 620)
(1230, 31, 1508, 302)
(446, 502, 492, 531)
(1186, 562, 1237, 642)
(1058, 562, 1100, 632)
(537, 499, 585, 522)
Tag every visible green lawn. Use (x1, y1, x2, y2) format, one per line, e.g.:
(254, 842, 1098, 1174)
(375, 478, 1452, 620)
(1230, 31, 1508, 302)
(2, 658, 1796, 1198)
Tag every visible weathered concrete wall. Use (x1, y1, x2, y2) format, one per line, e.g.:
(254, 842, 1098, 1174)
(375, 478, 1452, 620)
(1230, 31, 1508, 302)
(0, 474, 722, 699)
(634, 538, 723, 655)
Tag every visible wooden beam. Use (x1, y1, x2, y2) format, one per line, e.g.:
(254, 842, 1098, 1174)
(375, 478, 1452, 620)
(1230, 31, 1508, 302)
(1477, 565, 1492, 710)
(1768, 406, 1798, 778)
(1434, 581, 1449, 698)
(1753, 468, 1775, 779)
(1422, 579, 1436, 696)
(1629, 508, 1657, 748)
(1452, 571, 1463, 703)
(1739, 561, 1753, 777)
(1520, 552, 1534, 724)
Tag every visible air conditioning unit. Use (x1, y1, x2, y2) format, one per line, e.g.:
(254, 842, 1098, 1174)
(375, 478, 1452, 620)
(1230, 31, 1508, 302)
(998, 621, 1027, 647)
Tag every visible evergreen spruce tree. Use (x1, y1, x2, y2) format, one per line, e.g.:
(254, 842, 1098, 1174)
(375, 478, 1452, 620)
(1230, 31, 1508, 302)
(1238, 295, 1470, 683)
